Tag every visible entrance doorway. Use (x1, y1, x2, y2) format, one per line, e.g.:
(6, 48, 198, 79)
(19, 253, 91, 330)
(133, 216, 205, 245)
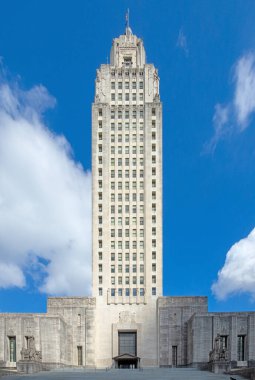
(77, 346, 83, 366)
(172, 346, 177, 367)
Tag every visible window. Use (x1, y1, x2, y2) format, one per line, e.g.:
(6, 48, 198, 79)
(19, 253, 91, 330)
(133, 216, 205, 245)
(125, 288, 130, 296)
(133, 288, 137, 296)
(111, 277, 115, 285)
(98, 252, 102, 260)
(118, 277, 122, 285)
(118, 93, 122, 101)
(111, 288, 115, 296)
(140, 276, 144, 284)
(132, 252, 137, 261)
(99, 288, 103, 296)
(152, 108, 156, 116)
(152, 251, 156, 260)
(133, 276, 137, 284)
(140, 288, 144, 296)
(111, 217, 115, 226)
(118, 288, 123, 296)
(118, 265, 122, 273)
(118, 252, 122, 261)
(125, 253, 129, 261)
(111, 93, 115, 101)
(133, 264, 137, 273)
(118, 82, 122, 89)
(139, 82, 143, 89)
(111, 229, 115, 238)
(140, 264, 144, 273)
(111, 82, 115, 89)
(125, 93, 129, 101)
(125, 276, 130, 284)
(125, 265, 130, 273)
(152, 227, 156, 236)
(152, 287, 156, 295)
(118, 217, 122, 226)
(99, 264, 102, 272)
(110, 182, 115, 190)
(152, 275, 156, 284)
(98, 276, 102, 284)
(111, 252, 115, 261)
(237, 335, 246, 361)
(132, 82, 136, 89)
(125, 81, 129, 89)
(111, 265, 115, 273)
(8, 337, 16, 362)
(152, 263, 156, 272)
(98, 108, 102, 116)
(140, 252, 144, 261)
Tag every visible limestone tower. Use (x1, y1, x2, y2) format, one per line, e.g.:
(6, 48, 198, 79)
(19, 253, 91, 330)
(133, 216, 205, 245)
(92, 19, 162, 367)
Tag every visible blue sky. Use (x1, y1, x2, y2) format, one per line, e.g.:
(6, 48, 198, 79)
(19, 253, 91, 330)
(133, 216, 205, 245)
(0, 0, 255, 312)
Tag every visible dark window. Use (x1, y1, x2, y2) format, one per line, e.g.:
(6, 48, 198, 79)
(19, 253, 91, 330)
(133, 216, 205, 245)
(9, 337, 16, 362)
(237, 335, 246, 361)
(119, 332, 137, 356)
(77, 346, 83, 365)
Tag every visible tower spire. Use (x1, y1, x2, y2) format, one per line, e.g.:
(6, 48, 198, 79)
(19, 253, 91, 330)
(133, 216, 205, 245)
(125, 8, 129, 29)
(125, 9, 132, 36)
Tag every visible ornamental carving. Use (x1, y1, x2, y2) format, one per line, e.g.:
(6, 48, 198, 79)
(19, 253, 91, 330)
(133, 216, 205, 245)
(20, 336, 42, 362)
(119, 311, 136, 324)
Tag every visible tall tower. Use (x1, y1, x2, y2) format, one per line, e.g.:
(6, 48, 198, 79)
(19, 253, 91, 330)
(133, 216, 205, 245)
(92, 21, 162, 367)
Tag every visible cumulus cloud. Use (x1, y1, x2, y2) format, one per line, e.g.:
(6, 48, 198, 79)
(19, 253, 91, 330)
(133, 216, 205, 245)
(212, 229, 255, 300)
(0, 70, 92, 295)
(206, 52, 255, 152)
(176, 28, 189, 56)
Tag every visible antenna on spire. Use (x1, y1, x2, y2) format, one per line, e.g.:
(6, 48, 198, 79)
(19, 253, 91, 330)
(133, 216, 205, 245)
(125, 9, 132, 36)
(125, 8, 130, 29)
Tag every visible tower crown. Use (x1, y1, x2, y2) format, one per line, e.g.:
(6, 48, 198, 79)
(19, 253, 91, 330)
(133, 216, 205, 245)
(110, 30, 146, 68)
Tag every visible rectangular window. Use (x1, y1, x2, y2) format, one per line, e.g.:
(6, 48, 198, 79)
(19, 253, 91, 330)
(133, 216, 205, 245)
(152, 287, 156, 296)
(9, 337, 16, 362)
(99, 287, 103, 296)
(119, 332, 137, 356)
(237, 335, 246, 361)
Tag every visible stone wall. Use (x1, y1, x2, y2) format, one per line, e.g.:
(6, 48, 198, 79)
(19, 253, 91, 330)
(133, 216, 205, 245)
(157, 296, 208, 367)
(187, 312, 255, 368)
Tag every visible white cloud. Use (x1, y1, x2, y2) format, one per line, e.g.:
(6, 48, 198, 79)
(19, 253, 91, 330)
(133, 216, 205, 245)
(176, 28, 189, 56)
(212, 228, 255, 300)
(234, 53, 255, 129)
(0, 71, 92, 296)
(207, 52, 255, 151)
(204, 104, 230, 153)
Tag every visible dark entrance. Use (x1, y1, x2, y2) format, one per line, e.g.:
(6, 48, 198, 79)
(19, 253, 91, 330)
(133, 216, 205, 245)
(113, 331, 140, 368)
(113, 353, 140, 369)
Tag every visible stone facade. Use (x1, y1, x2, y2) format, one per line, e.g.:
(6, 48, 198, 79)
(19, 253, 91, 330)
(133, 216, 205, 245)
(0, 25, 255, 374)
